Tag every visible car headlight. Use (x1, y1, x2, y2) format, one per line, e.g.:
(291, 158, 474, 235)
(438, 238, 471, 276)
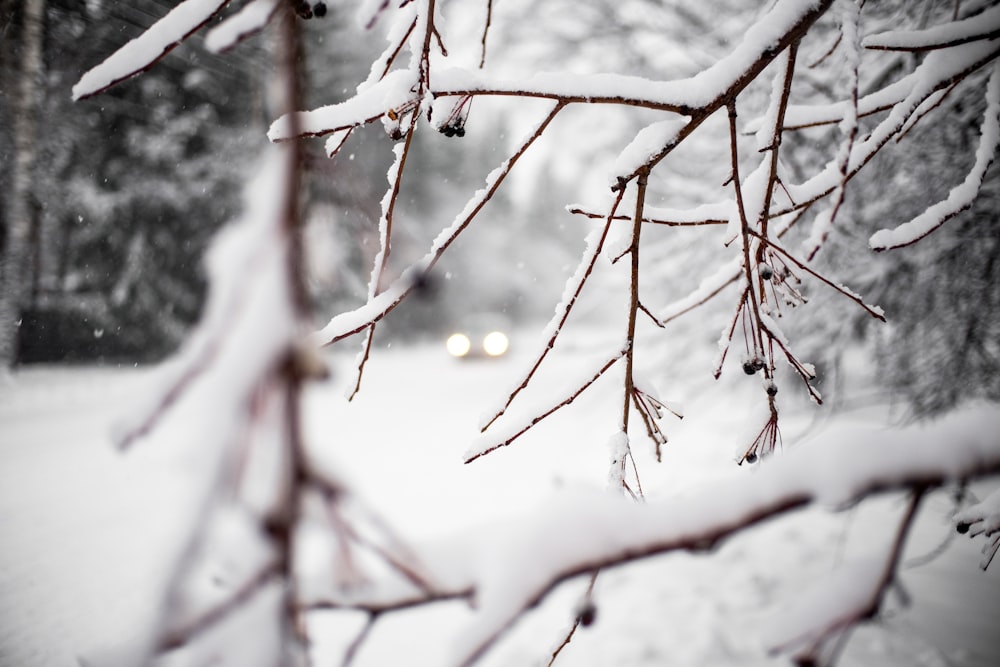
(446, 332, 472, 357)
(482, 331, 509, 356)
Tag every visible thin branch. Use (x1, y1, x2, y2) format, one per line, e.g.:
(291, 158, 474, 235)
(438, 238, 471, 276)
(380, 18, 417, 79)
(316, 102, 566, 346)
(305, 587, 473, 615)
(478, 187, 624, 431)
(621, 167, 649, 436)
(809, 32, 842, 68)
(349, 113, 419, 400)
(466, 350, 626, 463)
(547, 571, 599, 666)
(566, 206, 727, 227)
(727, 102, 767, 362)
(747, 230, 885, 321)
(804, 6, 857, 261)
(479, 0, 493, 69)
(158, 561, 282, 651)
(770, 489, 927, 658)
(340, 614, 378, 667)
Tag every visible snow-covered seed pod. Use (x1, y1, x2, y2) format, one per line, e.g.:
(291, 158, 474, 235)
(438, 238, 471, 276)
(382, 110, 404, 140)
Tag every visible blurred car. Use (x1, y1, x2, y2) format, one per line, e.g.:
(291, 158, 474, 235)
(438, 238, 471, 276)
(445, 314, 511, 359)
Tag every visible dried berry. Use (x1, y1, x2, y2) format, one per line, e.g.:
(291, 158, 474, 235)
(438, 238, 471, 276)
(439, 120, 466, 137)
(751, 356, 765, 372)
(765, 381, 778, 397)
(294, 1, 313, 18)
(742, 360, 756, 375)
(760, 264, 774, 281)
(313, 1, 327, 17)
(745, 452, 758, 464)
(577, 601, 597, 627)
(956, 521, 971, 535)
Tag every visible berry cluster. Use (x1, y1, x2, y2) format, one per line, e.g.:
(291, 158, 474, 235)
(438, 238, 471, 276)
(741, 355, 765, 375)
(438, 96, 471, 138)
(292, 1, 327, 19)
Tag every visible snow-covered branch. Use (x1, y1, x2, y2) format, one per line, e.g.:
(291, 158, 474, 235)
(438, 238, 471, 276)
(311, 406, 1000, 666)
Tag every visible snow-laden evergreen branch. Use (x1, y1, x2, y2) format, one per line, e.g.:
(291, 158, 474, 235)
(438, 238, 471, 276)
(869, 62, 1000, 250)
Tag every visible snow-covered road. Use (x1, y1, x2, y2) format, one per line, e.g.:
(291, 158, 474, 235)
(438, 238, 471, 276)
(1, 342, 998, 666)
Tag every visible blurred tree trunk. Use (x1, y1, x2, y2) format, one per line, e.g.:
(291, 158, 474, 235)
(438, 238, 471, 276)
(0, 0, 45, 367)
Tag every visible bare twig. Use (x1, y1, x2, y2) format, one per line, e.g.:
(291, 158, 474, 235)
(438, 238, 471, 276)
(771, 489, 927, 659)
(479, 187, 624, 431)
(158, 561, 283, 651)
(747, 230, 885, 321)
(318, 102, 566, 346)
(566, 206, 727, 227)
(547, 571, 599, 666)
(349, 113, 419, 400)
(480, 0, 493, 68)
(467, 349, 627, 463)
(340, 614, 378, 667)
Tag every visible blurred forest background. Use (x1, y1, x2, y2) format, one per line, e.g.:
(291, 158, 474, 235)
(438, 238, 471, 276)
(2, 0, 998, 418)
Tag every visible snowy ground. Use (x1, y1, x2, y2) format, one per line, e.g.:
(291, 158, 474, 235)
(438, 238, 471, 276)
(1, 337, 999, 666)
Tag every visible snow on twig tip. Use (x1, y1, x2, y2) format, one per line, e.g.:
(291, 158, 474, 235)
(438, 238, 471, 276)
(608, 117, 689, 189)
(204, 0, 281, 54)
(73, 0, 230, 100)
(267, 69, 420, 141)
